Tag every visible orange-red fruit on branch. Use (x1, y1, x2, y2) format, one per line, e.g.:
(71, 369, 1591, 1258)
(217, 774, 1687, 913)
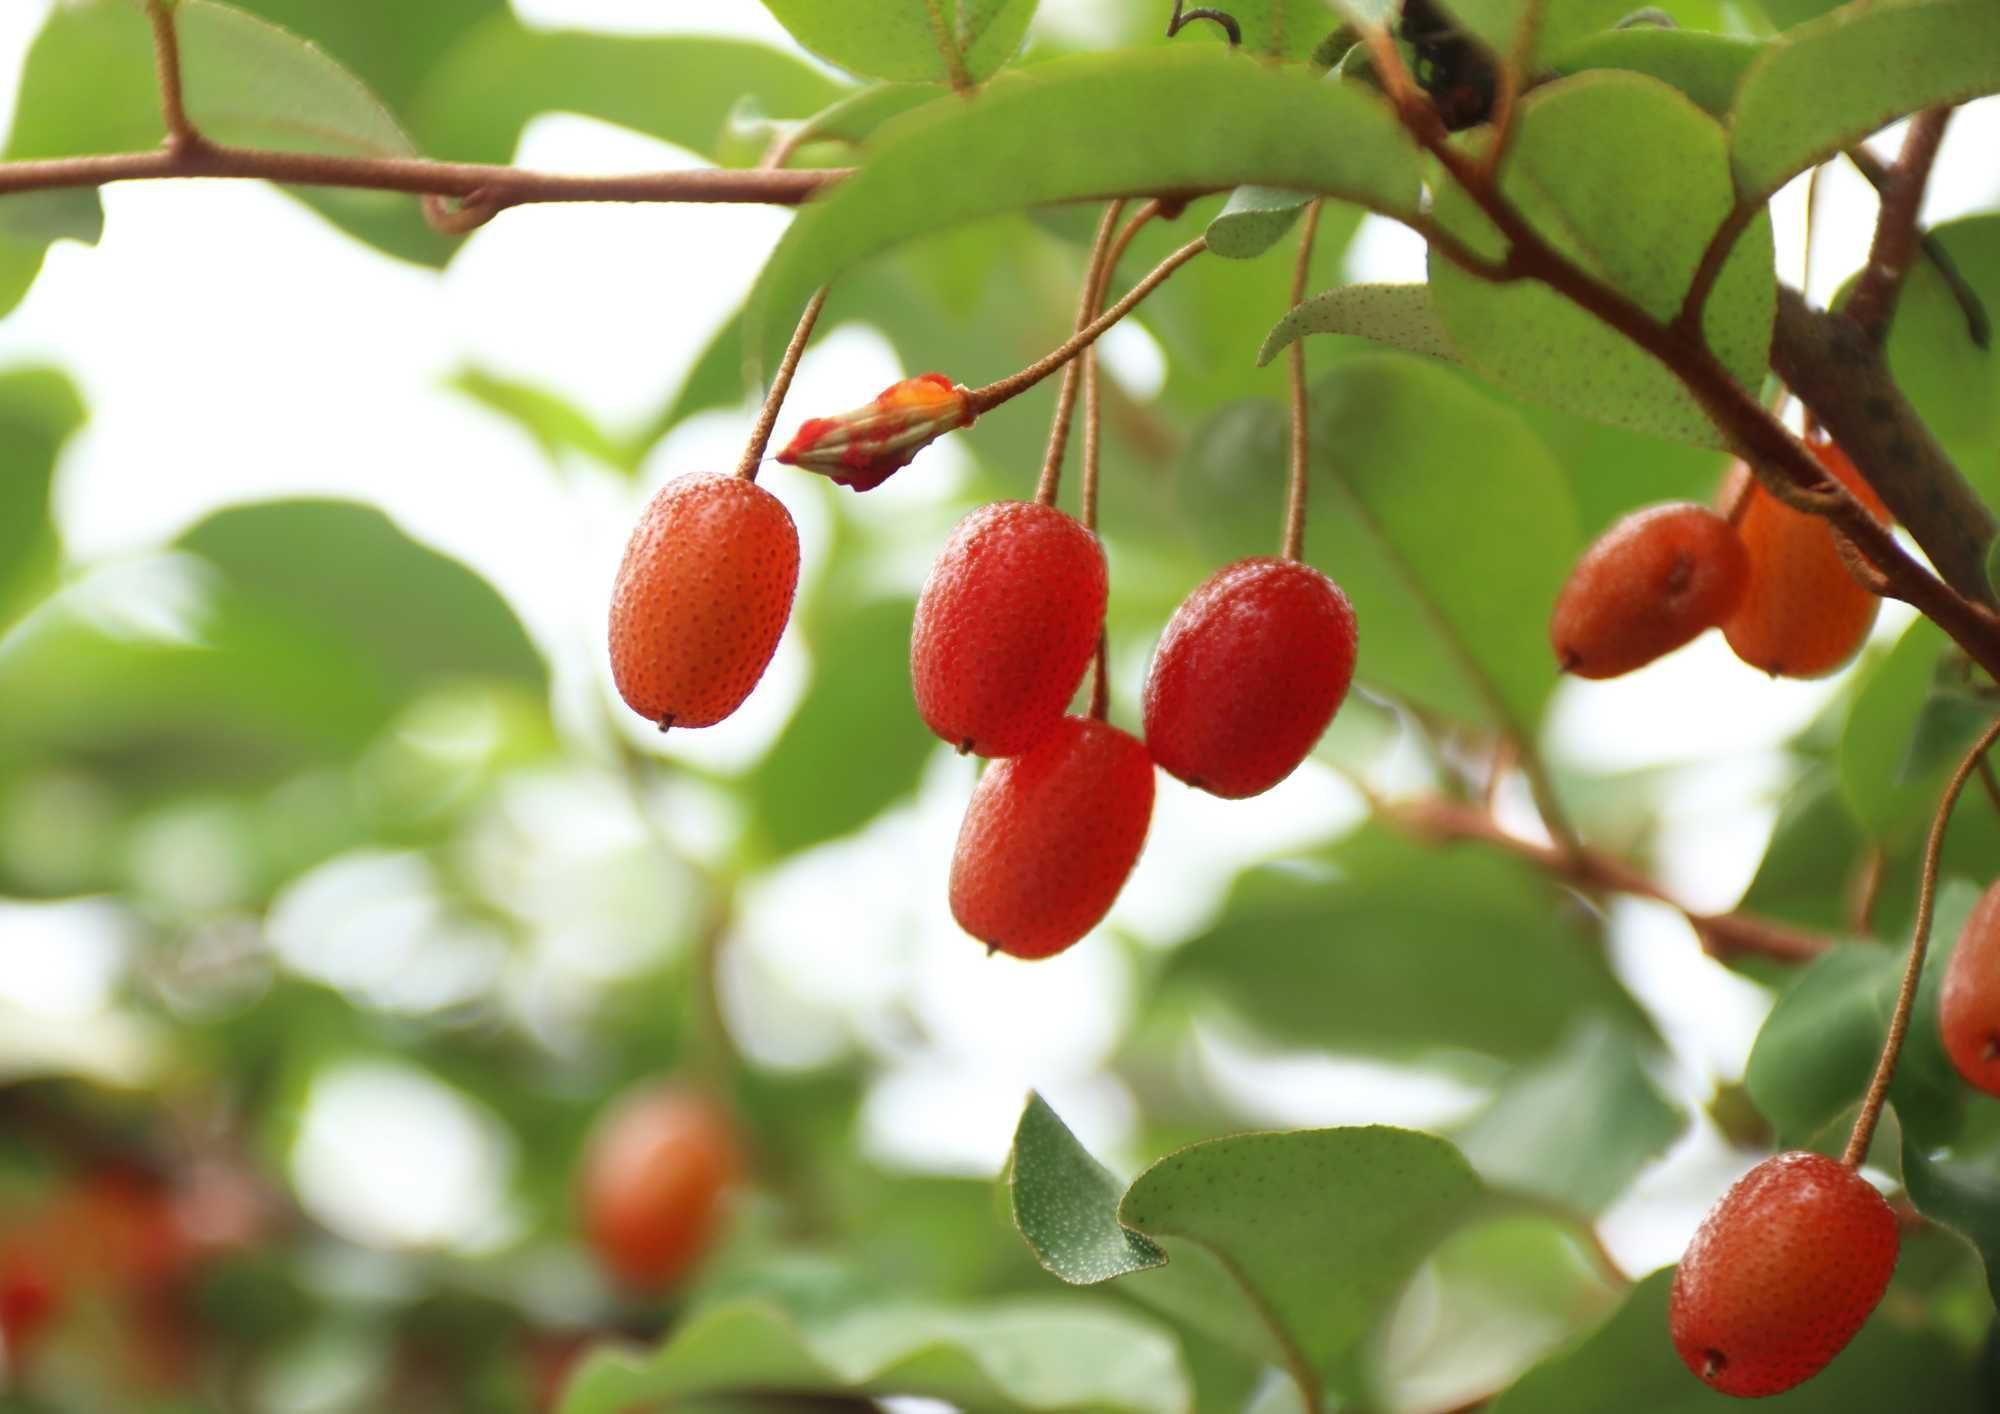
(912, 501, 1108, 757)
(1940, 879, 2000, 1095)
(1142, 557, 1357, 798)
(949, 715, 1154, 959)
(1548, 503, 1748, 679)
(608, 473, 800, 729)
(579, 1084, 741, 1291)
(1722, 440, 1890, 679)
(1668, 1150, 1898, 1398)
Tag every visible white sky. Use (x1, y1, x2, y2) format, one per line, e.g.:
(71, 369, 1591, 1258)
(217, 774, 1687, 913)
(0, 0, 1996, 1287)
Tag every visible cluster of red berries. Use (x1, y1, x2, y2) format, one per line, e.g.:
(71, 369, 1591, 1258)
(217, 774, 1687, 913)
(1550, 435, 1888, 682)
(610, 473, 1358, 960)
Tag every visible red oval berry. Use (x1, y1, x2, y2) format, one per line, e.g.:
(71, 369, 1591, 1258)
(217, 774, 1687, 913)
(949, 715, 1154, 959)
(1723, 440, 1889, 679)
(579, 1084, 740, 1291)
(1549, 503, 1748, 679)
(608, 473, 800, 729)
(911, 501, 1108, 757)
(1940, 879, 2000, 1094)
(1142, 557, 1357, 798)
(1668, 1150, 1898, 1398)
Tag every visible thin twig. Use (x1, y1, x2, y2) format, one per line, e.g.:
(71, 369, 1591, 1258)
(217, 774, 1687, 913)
(1282, 200, 1323, 561)
(1078, 199, 1165, 523)
(1849, 845, 1885, 937)
(1478, 0, 1543, 180)
(1843, 715, 2000, 1168)
(143, 0, 199, 153)
(968, 237, 1207, 415)
(737, 287, 828, 480)
(1845, 107, 1955, 346)
(1845, 142, 1991, 350)
(1037, 202, 1127, 508)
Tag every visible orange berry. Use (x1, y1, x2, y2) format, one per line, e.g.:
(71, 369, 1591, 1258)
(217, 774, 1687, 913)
(578, 1084, 740, 1291)
(911, 501, 1107, 757)
(1722, 441, 1889, 679)
(1143, 557, 1357, 798)
(949, 715, 1154, 959)
(1549, 503, 1748, 679)
(608, 473, 800, 729)
(1668, 1151, 1898, 1398)
(1940, 879, 2000, 1094)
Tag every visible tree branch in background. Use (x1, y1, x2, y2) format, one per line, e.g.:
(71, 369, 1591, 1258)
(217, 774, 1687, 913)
(1843, 107, 1955, 347)
(1845, 142, 1991, 351)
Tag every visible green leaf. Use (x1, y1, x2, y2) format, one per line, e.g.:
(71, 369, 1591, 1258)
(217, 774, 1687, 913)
(1488, 1267, 1986, 1413)
(220, 0, 498, 117)
(747, 48, 1421, 371)
(749, 82, 949, 167)
(746, 596, 934, 857)
(1454, 1022, 1686, 1215)
(1732, 0, 2000, 203)
(412, 22, 849, 169)
(1309, 355, 1582, 732)
(1839, 618, 1980, 847)
(0, 367, 86, 630)
(1551, 28, 1765, 118)
(760, 0, 1037, 84)
(1902, 1117, 2000, 1306)
(176, 499, 545, 693)
(1258, 282, 1461, 366)
(1205, 187, 1313, 261)
(557, 1297, 1191, 1414)
(1431, 0, 1631, 67)
(1739, 768, 1864, 934)
(1009, 1093, 1167, 1284)
(1173, 399, 1292, 567)
(1118, 1127, 1483, 1377)
(446, 368, 631, 472)
(1430, 72, 1774, 449)
(1880, 215, 2000, 506)
(1162, 824, 1651, 1062)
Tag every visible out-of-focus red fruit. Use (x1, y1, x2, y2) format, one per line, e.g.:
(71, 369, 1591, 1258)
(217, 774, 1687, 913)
(59, 1167, 190, 1291)
(948, 715, 1154, 959)
(1549, 503, 1748, 679)
(1722, 440, 1890, 679)
(608, 473, 800, 729)
(911, 501, 1108, 757)
(1668, 1151, 1898, 1398)
(1941, 879, 2000, 1094)
(0, 1238, 62, 1360)
(579, 1085, 740, 1291)
(1142, 556, 1357, 797)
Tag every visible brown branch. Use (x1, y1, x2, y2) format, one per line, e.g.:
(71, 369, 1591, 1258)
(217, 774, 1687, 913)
(1674, 200, 1757, 339)
(0, 144, 839, 209)
(1844, 107, 1955, 346)
(1844, 714, 2000, 1167)
(143, 0, 199, 153)
(1036, 201, 1126, 508)
(1845, 143, 1990, 350)
(1772, 289, 1999, 607)
(1384, 796, 1828, 963)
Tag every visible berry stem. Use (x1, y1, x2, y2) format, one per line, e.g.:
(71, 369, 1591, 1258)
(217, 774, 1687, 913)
(1081, 200, 1165, 527)
(143, 0, 200, 154)
(1036, 202, 1128, 508)
(1842, 713, 2000, 1169)
(1281, 198, 1323, 562)
(736, 287, 829, 481)
(969, 237, 1207, 418)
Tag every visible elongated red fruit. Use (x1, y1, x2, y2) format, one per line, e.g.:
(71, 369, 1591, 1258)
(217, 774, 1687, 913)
(1940, 879, 2000, 1094)
(912, 501, 1108, 757)
(579, 1084, 740, 1290)
(609, 473, 800, 729)
(1143, 556, 1357, 798)
(1668, 1151, 1898, 1398)
(1723, 440, 1889, 679)
(1549, 503, 1748, 679)
(949, 715, 1154, 959)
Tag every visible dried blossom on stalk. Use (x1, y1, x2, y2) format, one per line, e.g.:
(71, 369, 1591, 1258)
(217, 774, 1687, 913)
(776, 373, 976, 491)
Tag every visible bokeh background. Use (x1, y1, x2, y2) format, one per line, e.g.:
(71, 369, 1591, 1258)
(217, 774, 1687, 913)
(2, 0, 1999, 1409)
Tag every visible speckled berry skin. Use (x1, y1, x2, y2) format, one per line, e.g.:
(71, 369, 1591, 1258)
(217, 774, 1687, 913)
(608, 474, 800, 729)
(1668, 1151, 1899, 1399)
(579, 1084, 739, 1291)
(1723, 441, 1889, 679)
(1142, 557, 1356, 799)
(911, 501, 1108, 757)
(1550, 503, 1748, 679)
(949, 716, 1154, 959)
(1940, 880, 2000, 1095)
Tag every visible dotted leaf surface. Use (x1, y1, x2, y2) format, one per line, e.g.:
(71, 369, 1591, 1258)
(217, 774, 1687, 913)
(1258, 282, 1461, 366)
(1010, 1093, 1167, 1285)
(759, 0, 1037, 84)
